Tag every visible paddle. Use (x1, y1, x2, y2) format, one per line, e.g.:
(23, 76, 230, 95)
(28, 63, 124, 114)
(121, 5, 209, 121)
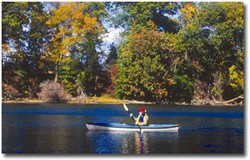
(123, 103, 142, 132)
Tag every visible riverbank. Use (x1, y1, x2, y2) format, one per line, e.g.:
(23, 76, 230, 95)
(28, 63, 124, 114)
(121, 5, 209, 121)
(1, 96, 152, 104)
(1, 97, 243, 107)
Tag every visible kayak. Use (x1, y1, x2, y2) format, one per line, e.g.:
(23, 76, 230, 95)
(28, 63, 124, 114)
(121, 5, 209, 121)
(86, 123, 180, 132)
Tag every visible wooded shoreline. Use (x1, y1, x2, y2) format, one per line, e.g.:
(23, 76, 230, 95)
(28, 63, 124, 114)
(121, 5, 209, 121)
(2, 2, 244, 106)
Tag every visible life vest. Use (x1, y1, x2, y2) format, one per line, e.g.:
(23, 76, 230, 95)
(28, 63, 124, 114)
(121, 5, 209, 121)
(138, 113, 149, 122)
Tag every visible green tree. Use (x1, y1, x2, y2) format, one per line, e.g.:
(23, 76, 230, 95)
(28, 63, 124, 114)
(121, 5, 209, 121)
(105, 43, 117, 64)
(2, 2, 50, 98)
(105, 43, 118, 96)
(117, 25, 179, 102)
(2, 2, 29, 46)
(178, 2, 244, 102)
(107, 2, 180, 33)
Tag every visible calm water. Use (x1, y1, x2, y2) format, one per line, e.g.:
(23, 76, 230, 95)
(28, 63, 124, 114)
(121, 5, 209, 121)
(2, 103, 244, 154)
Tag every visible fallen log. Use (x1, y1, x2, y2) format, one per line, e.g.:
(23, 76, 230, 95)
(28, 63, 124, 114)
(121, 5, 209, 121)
(226, 96, 244, 104)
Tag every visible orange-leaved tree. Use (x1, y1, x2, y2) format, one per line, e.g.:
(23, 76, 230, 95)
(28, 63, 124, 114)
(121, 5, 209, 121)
(46, 2, 103, 82)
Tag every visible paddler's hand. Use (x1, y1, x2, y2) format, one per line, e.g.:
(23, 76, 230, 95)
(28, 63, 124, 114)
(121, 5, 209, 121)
(135, 122, 138, 125)
(130, 113, 133, 118)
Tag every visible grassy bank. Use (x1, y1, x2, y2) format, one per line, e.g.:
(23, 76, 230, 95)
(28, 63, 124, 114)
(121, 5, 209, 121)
(84, 96, 127, 104)
(1, 96, 152, 104)
(2, 96, 242, 106)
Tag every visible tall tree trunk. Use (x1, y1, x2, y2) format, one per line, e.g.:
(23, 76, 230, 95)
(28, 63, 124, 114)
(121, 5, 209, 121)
(54, 64, 58, 83)
(212, 71, 223, 101)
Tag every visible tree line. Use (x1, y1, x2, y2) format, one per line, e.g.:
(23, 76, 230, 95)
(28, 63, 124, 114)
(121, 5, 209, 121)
(2, 2, 244, 104)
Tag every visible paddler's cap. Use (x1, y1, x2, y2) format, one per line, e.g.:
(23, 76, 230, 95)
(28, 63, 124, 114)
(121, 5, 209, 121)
(138, 107, 145, 112)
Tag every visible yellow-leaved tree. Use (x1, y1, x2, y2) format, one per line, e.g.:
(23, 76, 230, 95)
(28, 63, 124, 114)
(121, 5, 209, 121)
(46, 2, 103, 82)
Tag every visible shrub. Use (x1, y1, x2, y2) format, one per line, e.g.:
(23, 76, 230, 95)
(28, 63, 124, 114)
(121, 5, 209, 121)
(38, 80, 71, 103)
(2, 84, 19, 100)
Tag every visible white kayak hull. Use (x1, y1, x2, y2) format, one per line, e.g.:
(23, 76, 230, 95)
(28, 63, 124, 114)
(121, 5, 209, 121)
(86, 123, 180, 132)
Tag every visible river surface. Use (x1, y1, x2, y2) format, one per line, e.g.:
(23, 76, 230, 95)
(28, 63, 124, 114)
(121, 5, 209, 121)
(2, 103, 244, 154)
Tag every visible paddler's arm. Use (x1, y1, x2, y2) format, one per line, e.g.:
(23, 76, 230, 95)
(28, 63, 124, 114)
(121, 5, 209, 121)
(130, 113, 136, 122)
(130, 114, 141, 124)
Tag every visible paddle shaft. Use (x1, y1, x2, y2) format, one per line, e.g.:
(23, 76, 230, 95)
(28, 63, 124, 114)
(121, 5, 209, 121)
(123, 104, 142, 132)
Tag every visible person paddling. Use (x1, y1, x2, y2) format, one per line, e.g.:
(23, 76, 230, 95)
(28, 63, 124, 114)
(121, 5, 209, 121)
(130, 107, 149, 126)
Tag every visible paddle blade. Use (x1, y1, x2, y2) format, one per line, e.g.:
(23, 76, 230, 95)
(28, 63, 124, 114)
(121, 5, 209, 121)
(123, 103, 128, 111)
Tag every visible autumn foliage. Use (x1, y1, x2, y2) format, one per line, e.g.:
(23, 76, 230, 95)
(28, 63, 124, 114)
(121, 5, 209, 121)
(2, 2, 244, 104)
